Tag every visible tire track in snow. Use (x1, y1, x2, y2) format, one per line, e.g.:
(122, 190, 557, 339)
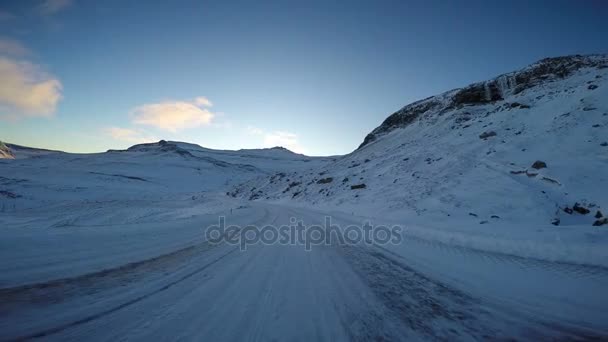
(0, 207, 273, 340)
(338, 243, 502, 340)
(9, 246, 240, 341)
(373, 244, 608, 340)
(0, 242, 210, 311)
(287, 206, 493, 339)
(287, 205, 608, 339)
(341, 243, 607, 340)
(0, 207, 272, 311)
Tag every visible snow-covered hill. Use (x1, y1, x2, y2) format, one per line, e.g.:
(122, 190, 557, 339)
(0, 142, 65, 160)
(0, 142, 13, 159)
(232, 54, 608, 227)
(0, 140, 330, 225)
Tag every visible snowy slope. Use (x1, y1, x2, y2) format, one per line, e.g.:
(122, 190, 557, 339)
(0, 140, 329, 226)
(232, 55, 608, 227)
(0, 141, 13, 159)
(3, 143, 63, 159)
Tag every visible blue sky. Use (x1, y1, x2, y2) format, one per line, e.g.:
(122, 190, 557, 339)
(1, 0, 607, 155)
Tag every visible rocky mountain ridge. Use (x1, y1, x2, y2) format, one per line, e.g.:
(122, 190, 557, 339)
(360, 54, 607, 148)
(231, 54, 608, 227)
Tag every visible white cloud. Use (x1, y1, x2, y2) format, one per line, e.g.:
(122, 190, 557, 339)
(263, 131, 306, 154)
(0, 37, 30, 56)
(131, 97, 215, 132)
(0, 56, 62, 119)
(246, 126, 264, 135)
(37, 0, 72, 15)
(104, 127, 157, 144)
(194, 96, 212, 107)
(245, 126, 307, 153)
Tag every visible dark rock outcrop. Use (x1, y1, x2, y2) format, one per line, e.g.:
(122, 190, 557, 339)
(479, 131, 497, 139)
(0, 190, 19, 199)
(508, 102, 531, 109)
(531, 160, 547, 169)
(593, 218, 607, 226)
(359, 98, 440, 148)
(573, 203, 590, 215)
(453, 81, 503, 106)
(0, 141, 14, 159)
(317, 177, 333, 184)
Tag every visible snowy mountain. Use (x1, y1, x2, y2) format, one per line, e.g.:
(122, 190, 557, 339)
(0, 142, 63, 159)
(231, 54, 608, 227)
(0, 140, 330, 223)
(0, 142, 13, 159)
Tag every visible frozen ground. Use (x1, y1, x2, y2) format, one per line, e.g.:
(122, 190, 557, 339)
(0, 201, 607, 341)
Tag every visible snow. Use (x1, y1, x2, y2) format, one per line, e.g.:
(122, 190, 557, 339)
(233, 55, 608, 266)
(0, 140, 331, 288)
(0, 140, 331, 212)
(1, 203, 606, 340)
(1, 55, 607, 340)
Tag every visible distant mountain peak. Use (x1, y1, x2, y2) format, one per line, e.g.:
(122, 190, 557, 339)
(0, 141, 15, 159)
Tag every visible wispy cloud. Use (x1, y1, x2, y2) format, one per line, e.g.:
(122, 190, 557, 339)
(246, 126, 307, 154)
(246, 126, 264, 135)
(0, 37, 30, 56)
(104, 127, 157, 144)
(36, 0, 72, 16)
(0, 56, 62, 119)
(131, 97, 215, 132)
(194, 96, 212, 107)
(264, 131, 306, 153)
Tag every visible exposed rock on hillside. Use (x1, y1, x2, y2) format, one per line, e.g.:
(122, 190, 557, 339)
(232, 54, 608, 225)
(0, 142, 14, 159)
(359, 55, 607, 149)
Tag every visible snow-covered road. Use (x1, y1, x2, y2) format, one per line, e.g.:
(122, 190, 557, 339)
(1, 203, 607, 341)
